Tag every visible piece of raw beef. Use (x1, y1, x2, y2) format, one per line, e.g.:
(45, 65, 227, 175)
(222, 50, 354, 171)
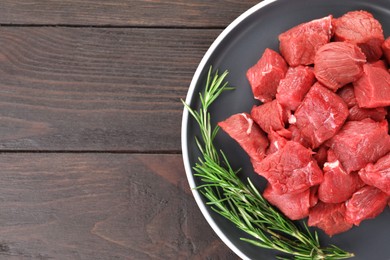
(294, 82, 349, 148)
(337, 84, 387, 121)
(251, 99, 289, 134)
(308, 202, 353, 236)
(318, 150, 363, 203)
(345, 186, 389, 226)
(287, 124, 311, 148)
(276, 66, 316, 111)
(348, 105, 387, 122)
(382, 37, 390, 63)
(370, 59, 388, 70)
(313, 145, 328, 169)
(218, 113, 269, 162)
(336, 84, 357, 108)
(358, 153, 390, 195)
(266, 129, 288, 155)
(310, 186, 319, 208)
(353, 63, 390, 108)
(279, 15, 333, 66)
(326, 119, 390, 173)
(252, 141, 323, 194)
(333, 11, 385, 61)
(314, 42, 366, 91)
(246, 48, 288, 102)
(263, 184, 311, 220)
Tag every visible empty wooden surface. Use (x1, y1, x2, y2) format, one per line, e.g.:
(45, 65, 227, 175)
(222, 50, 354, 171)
(0, 1, 258, 27)
(0, 0, 258, 259)
(0, 27, 220, 151)
(0, 154, 237, 259)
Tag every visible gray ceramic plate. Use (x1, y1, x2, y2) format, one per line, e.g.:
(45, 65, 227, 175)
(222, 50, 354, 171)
(181, 0, 390, 259)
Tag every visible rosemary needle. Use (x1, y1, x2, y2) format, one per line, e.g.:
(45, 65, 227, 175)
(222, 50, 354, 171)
(182, 67, 354, 260)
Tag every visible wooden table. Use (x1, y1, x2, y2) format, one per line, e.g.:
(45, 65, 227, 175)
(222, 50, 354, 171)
(0, 1, 261, 259)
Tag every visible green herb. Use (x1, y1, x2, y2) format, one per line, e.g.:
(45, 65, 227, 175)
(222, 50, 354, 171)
(182, 67, 354, 260)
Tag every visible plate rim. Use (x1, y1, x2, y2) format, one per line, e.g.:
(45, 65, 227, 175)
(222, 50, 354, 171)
(181, 1, 278, 259)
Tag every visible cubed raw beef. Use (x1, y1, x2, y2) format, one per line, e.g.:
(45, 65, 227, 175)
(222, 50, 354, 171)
(313, 145, 328, 169)
(252, 141, 323, 194)
(337, 84, 357, 108)
(314, 42, 366, 91)
(382, 37, 390, 64)
(333, 11, 384, 61)
(218, 113, 269, 162)
(251, 100, 289, 134)
(318, 150, 363, 203)
(348, 105, 387, 122)
(327, 119, 390, 173)
(358, 153, 390, 195)
(345, 186, 389, 226)
(288, 124, 311, 148)
(294, 83, 348, 148)
(279, 15, 333, 66)
(310, 186, 319, 208)
(370, 59, 388, 70)
(276, 66, 316, 111)
(353, 63, 390, 108)
(308, 202, 353, 237)
(246, 48, 288, 102)
(266, 129, 288, 155)
(263, 184, 311, 220)
(336, 83, 387, 121)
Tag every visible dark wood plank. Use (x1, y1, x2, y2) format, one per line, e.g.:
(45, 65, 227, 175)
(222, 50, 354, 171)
(0, 27, 221, 151)
(0, 1, 259, 27)
(0, 153, 238, 259)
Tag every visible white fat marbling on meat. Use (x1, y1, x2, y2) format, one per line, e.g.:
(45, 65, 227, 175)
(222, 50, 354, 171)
(261, 64, 273, 76)
(324, 112, 337, 129)
(324, 160, 339, 169)
(288, 114, 297, 124)
(241, 113, 253, 135)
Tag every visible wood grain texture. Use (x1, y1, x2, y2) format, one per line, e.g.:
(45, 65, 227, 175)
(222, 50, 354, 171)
(0, 1, 259, 27)
(0, 27, 221, 152)
(0, 153, 238, 259)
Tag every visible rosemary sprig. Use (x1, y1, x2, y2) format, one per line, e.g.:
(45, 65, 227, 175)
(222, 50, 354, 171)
(182, 67, 354, 260)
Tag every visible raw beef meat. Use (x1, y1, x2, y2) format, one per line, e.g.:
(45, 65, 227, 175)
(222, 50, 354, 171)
(294, 82, 348, 148)
(246, 48, 288, 102)
(353, 63, 390, 108)
(276, 66, 316, 111)
(251, 100, 289, 134)
(313, 145, 328, 169)
(308, 202, 353, 236)
(348, 105, 387, 122)
(337, 84, 357, 108)
(309, 186, 319, 208)
(221, 11, 390, 235)
(327, 119, 390, 173)
(266, 129, 288, 155)
(345, 186, 389, 226)
(263, 184, 311, 220)
(279, 15, 333, 66)
(252, 141, 323, 194)
(218, 113, 269, 162)
(382, 37, 390, 63)
(288, 124, 311, 148)
(370, 59, 388, 70)
(358, 153, 390, 195)
(333, 11, 385, 61)
(337, 84, 387, 121)
(314, 42, 366, 91)
(318, 150, 363, 203)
